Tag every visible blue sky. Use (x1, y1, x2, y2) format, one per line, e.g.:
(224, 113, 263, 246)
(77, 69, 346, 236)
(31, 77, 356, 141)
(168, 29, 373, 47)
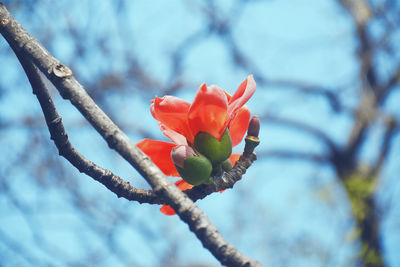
(0, 0, 399, 266)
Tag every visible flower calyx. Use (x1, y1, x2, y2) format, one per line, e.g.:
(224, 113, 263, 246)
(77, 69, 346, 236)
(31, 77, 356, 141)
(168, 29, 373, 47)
(171, 145, 212, 186)
(193, 128, 232, 165)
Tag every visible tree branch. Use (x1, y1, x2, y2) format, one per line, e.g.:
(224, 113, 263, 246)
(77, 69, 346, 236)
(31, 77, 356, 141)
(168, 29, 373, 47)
(264, 79, 344, 112)
(0, 3, 262, 266)
(185, 153, 257, 201)
(16, 54, 160, 204)
(261, 114, 338, 154)
(370, 117, 399, 176)
(258, 149, 331, 164)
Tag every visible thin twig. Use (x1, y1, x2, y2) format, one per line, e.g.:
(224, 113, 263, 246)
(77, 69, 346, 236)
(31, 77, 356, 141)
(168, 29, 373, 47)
(261, 114, 338, 153)
(258, 149, 330, 164)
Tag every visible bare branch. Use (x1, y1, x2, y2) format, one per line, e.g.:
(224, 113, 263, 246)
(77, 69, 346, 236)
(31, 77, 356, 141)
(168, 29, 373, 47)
(370, 117, 399, 176)
(185, 153, 257, 202)
(378, 64, 400, 103)
(258, 149, 331, 164)
(261, 114, 338, 153)
(264, 79, 344, 112)
(0, 3, 262, 266)
(15, 54, 160, 204)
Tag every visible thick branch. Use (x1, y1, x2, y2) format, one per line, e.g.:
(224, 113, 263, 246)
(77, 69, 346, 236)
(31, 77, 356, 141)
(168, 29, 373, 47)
(16, 55, 159, 204)
(335, 2, 392, 266)
(0, 3, 262, 266)
(378, 64, 400, 103)
(336, 0, 399, 162)
(370, 118, 399, 176)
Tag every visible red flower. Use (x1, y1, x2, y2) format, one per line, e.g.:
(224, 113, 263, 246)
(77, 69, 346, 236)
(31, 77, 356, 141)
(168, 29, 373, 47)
(137, 75, 256, 215)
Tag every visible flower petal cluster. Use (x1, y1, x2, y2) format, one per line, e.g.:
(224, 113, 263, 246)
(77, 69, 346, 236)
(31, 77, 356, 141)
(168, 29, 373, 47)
(137, 75, 256, 215)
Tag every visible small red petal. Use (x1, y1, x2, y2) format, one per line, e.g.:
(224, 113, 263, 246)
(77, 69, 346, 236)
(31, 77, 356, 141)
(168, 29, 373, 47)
(160, 205, 176, 216)
(228, 75, 256, 121)
(151, 96, 193, 141)
(158, 122, 188, 145)
(224, 90, 232, 102)
(136, 139, 179, 177)
(229, 105, 251, 147)
(229, 154, 241, 166)
(175, 179, 194, 191)
(160, 179, 194, 216)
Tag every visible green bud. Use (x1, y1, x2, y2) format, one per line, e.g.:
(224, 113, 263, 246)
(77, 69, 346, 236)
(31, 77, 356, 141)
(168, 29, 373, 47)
(204, 177, 214, 184)
(221, 159, 233, 172)
(193, 128, 232, 164)
(175, 153, 213, 186)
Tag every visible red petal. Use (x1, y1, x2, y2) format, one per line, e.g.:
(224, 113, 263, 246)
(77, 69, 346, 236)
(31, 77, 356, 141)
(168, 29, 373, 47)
(151, 96, 193, 141)
(158, 122, 188, 145)
(136, 139, 179, 177)
(160, 205, 176, 216)
(175, 179, 194, 191)
(228, 75, 256, 121)
(188, 84, 229, 141)
(224, 90, 231, 101)
(229, 153, 241, 166)
(160, 179, 194, 216)
(229, 105, 251, 147)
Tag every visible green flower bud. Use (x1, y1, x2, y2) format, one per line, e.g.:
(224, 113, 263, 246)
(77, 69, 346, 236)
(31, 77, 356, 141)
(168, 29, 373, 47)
(193, 128, 232, 164)
(221, 158, 233, 172)
(171, 145, 212, 186)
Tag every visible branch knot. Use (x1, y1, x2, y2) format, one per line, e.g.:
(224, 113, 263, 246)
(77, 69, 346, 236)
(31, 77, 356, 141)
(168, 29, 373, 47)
(53, 63, 72, 78)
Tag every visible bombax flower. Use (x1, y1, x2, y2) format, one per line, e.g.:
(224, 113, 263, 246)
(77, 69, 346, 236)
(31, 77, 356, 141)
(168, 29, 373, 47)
(137, 75, 256, 215)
